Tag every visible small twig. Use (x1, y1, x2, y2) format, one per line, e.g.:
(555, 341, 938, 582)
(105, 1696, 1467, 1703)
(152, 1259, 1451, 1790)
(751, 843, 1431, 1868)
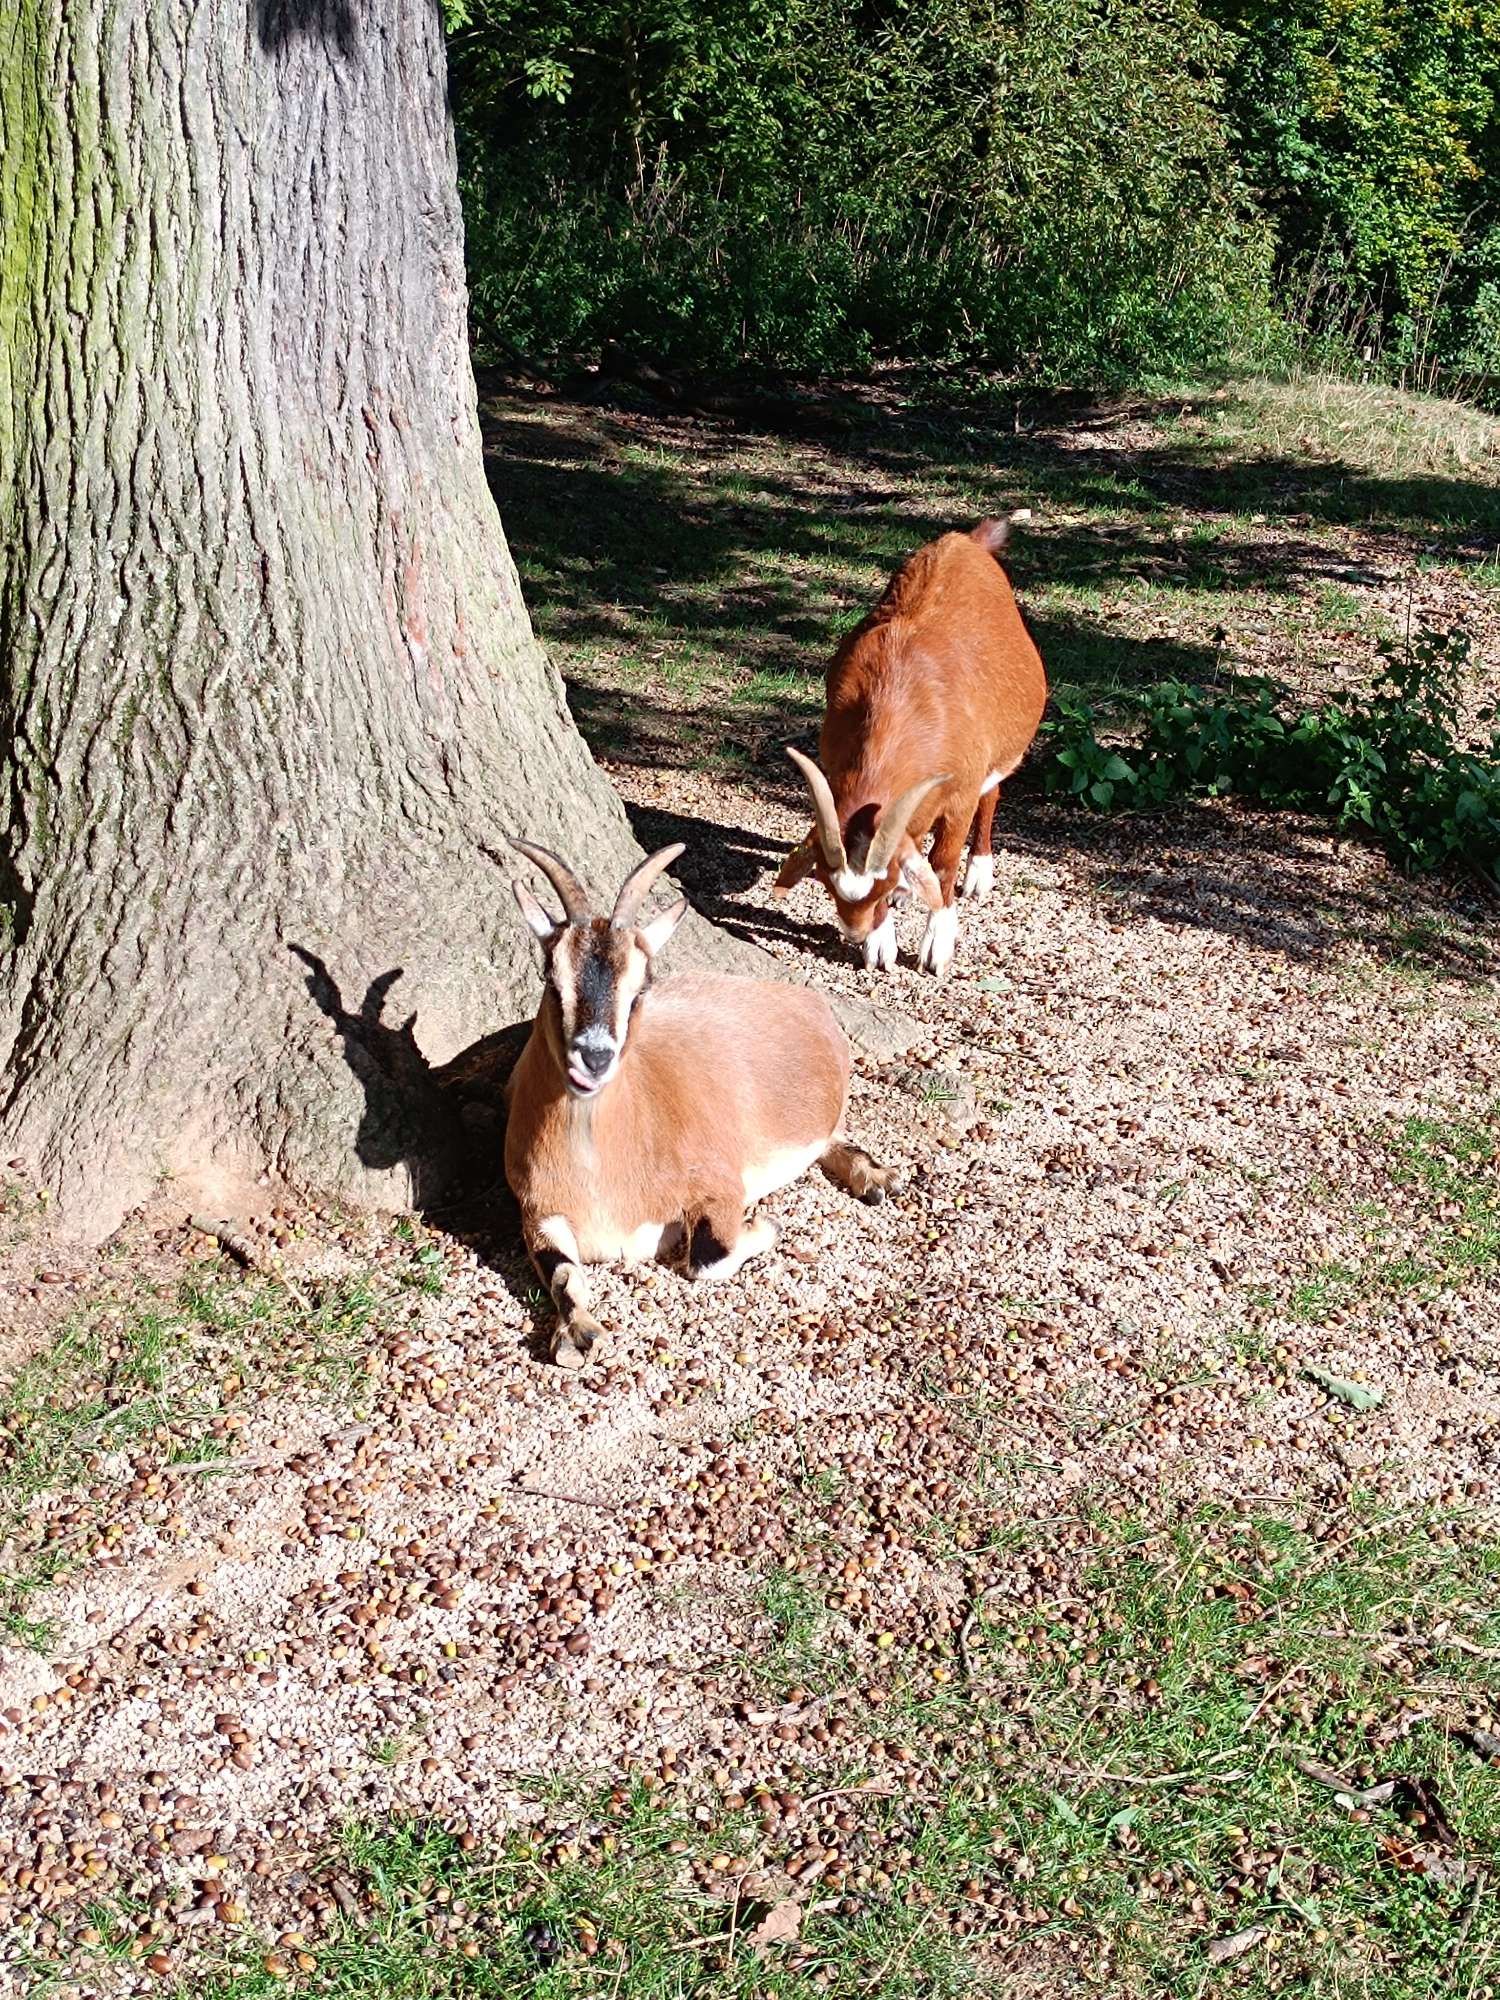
(1241, 1659, 1306, 1733)
(743, 1684, 853, 1728)
(957, 1607, 978, 1683)
(1051, 1765, 1248, 1789)
(861, 1904, 937, 1994)
(1450, 1874, 1485, 1981)
(511, 1476, 619, 1513)
(1292, 1755, 1395, 1808)
(164, 1452, 281, 1478)
(724, 1862, 753, 1973)
(1426, 1633, 1500, 1661)
(188, 1213, 312, 1312)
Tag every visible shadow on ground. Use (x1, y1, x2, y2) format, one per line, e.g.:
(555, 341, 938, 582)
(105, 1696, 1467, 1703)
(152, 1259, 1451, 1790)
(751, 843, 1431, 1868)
(481, 380, 1500, 803)
(287, 945, 545, 1328)
(621, 783, 1495, 982)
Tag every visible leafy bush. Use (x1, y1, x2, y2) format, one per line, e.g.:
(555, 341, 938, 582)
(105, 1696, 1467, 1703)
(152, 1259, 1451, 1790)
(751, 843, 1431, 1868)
(1043, 628, 1500, 880)
(447, 0, 1274, 380)
(1206, 0, 1500, 381)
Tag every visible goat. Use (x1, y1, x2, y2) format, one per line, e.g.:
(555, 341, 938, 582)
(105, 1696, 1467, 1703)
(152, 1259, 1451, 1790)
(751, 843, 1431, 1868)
(774, 513, 1046, 976)
(504, 838, 901, 1367)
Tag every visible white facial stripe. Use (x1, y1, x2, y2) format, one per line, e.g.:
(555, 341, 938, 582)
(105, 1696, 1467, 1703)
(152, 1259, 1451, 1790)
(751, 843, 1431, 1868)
(834, 867, 877, 900)
(551, 933, 579, 1021)
(611, 946, 648, 1043)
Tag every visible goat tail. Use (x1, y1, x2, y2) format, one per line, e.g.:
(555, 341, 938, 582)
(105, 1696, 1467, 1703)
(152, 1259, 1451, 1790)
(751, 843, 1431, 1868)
(970, 508, 1033, 557)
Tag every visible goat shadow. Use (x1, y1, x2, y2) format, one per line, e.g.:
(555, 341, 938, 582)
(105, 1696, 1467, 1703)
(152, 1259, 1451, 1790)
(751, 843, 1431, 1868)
(288, 945, 546, 1331)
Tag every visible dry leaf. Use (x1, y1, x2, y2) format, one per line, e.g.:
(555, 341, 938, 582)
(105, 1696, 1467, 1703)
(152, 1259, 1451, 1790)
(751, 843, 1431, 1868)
(1390, 1775, 1458, 1850)
(1379, 1837, 1467, 1888)
(749, 1899, 802, 1950)
(1207, 1925, 1268, 1965)
(1452, 1724, 1500, 1763)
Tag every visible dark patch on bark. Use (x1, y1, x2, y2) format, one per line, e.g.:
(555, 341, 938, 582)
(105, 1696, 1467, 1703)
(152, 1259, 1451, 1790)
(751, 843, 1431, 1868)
(254, 0, 358, 57)
(289, 945, 534, 1210)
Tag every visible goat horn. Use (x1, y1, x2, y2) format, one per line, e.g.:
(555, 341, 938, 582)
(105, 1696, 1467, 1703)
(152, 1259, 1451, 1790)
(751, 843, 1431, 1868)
(866, 773, 953, 877)
(611, 842, 686, 928)
(785, 746, 847, 872)
(508, 837, 591, 924)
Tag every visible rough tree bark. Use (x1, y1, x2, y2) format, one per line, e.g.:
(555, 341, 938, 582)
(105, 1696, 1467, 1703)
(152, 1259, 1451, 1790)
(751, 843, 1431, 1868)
(0, 0, 750, 1231)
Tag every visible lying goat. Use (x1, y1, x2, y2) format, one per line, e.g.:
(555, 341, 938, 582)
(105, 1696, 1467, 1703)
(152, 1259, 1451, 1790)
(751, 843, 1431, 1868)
(504, 838, 900, 1367)
(774, 514, 1046, 976)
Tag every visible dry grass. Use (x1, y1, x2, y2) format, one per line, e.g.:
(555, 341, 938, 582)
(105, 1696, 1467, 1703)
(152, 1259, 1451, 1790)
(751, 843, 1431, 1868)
(1196, 374, 1500, 479)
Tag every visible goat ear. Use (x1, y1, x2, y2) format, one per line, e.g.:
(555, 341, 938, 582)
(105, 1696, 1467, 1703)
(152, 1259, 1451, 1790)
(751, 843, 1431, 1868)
(513, 879, 564, 944)
(773, 832, 819, 898)
(639, 895, 688, 957)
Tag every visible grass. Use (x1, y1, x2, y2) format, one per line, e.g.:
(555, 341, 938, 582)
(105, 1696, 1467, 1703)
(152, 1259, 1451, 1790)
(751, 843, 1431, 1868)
(1278, 1102, 1500, 1329)
(160, 1501, 1500, 2000)
(0, 1268, 380, 1648)
(484, 369, 1500, 782)
(747, 1565, 835, 1693)
(1168, 374, 1500, 483)
(1393, 1105, 1500, 1280)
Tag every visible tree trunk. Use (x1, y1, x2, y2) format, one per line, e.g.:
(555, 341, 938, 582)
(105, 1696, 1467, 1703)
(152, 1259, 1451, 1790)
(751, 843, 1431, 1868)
(0, 0, 740, 1232)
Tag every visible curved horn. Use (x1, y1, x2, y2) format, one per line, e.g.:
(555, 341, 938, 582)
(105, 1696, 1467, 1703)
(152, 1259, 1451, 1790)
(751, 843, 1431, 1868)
(611, 842, 686, 929)
(508, 837, 590, 924)
(866, 773, 953, 877)
(785, 746, 847, 871)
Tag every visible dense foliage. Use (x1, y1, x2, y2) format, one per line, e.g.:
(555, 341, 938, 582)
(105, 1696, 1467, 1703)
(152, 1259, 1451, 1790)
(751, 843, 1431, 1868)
(1207, 0, 1500, 380)
(445, 0, 1500, 380)
(446, 0, 1269, 378)
(1044, 628, 1500, 880)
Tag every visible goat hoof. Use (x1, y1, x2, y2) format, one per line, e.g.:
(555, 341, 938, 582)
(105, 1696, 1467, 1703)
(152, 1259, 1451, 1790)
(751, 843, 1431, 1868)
(553, 1316, 603, 1369)
(861, 912, 898, 972)
(918, 905, 958, 976)
(959, 853, 994, 900)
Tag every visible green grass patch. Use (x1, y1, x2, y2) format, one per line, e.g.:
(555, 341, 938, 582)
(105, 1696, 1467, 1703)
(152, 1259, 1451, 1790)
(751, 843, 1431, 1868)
(149, 1501, 1500, 2000)
(189, 1794, 976, 2000)
(0, 1269, 380, 1648)
(1281, 1101, 1500, 1326)
(967, 1503, 1500, 1994)
(487, 377, 1500, 783)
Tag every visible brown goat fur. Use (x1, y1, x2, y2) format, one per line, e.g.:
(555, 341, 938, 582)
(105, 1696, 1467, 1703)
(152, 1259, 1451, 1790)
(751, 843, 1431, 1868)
(775, 516, 1047, 975)
(504, 841, 900, 1367)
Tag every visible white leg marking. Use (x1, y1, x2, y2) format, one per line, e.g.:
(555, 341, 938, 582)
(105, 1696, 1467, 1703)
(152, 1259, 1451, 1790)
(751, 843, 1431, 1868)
(960, 852, 994, 900)
(536, 1214, 583, 1266)
(979, 770, 1001, 795)
(694, 1217, 777, 1283)
(620, 1220, 668, 1264)
(743, 1139, 827, 1206)
(862, 911, 897, 972)
(535, 1214, 601, 1367)
(918, 903, 959, 977)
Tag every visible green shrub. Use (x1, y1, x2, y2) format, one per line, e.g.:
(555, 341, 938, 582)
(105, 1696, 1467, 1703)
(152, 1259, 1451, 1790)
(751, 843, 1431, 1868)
(1043, 627, 1500, 880)
(448, 0, 1275, 380)
(1206, 0, 1500, 381)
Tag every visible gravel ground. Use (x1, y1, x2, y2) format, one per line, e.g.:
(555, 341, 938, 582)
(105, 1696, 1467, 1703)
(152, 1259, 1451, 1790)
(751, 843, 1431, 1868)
(1, 753, 1496, 1992)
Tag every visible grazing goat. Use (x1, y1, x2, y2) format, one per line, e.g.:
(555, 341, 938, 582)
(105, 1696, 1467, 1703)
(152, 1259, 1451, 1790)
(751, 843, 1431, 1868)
(504, 838, 900, 1367)
(774, 513, 1046, 976)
